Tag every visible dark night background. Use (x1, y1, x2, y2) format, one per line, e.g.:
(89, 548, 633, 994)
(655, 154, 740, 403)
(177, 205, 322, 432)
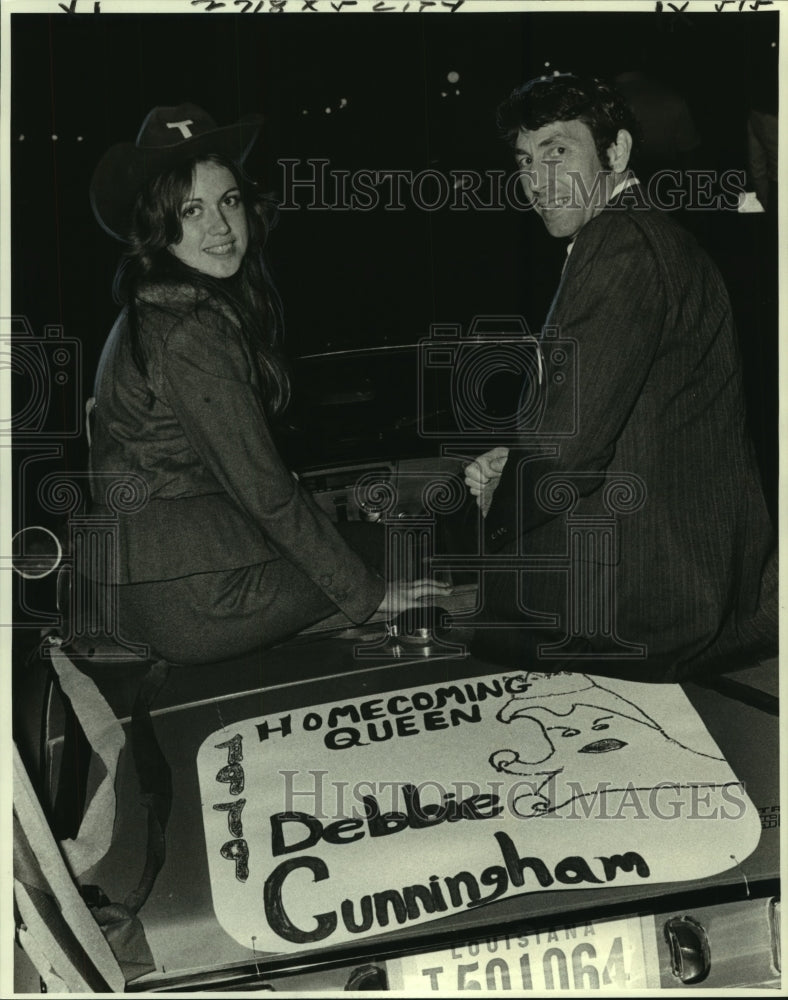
(10, 7, 780, 589)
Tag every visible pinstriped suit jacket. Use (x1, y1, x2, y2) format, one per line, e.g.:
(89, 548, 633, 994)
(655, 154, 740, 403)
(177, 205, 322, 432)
(483, 190, 777, 679)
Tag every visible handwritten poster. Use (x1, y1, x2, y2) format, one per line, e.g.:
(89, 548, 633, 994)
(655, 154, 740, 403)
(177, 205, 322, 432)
(195, 671, 761, 954)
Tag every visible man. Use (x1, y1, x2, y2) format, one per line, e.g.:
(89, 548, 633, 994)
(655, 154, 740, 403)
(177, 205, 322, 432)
(464, 75, 776, 681)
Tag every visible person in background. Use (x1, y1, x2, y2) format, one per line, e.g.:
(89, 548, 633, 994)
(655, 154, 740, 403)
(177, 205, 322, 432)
(747, 108, 777, 213)
(464, 75, 777, 681)
(613, 67, 702, 184)
(87, 104, 449, 665)
(746, 38, 778, 214)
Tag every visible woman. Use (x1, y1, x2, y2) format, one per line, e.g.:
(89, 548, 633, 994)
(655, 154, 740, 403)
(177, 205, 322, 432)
(87, 103, 449, 664)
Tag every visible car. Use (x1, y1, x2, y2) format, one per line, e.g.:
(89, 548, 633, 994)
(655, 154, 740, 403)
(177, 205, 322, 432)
(12, 341, 781, 994)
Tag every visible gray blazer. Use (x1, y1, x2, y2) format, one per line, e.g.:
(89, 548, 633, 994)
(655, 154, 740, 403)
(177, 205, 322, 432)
(88, 285, 384, 623)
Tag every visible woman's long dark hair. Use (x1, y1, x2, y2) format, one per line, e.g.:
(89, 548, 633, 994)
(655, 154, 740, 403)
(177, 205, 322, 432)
(114, 152, 290, 416)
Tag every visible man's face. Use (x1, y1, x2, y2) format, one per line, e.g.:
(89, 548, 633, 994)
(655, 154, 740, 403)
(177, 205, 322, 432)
(515, 119, 615, 239)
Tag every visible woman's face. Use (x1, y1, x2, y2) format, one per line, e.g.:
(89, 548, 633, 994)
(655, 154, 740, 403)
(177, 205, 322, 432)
(167, 160, 249, 278)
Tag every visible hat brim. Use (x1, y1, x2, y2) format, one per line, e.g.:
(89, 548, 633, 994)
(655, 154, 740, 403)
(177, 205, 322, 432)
(90, 115, 262, 242)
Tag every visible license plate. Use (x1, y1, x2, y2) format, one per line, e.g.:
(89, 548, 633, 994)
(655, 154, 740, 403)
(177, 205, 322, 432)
(388, 915, 659, 991)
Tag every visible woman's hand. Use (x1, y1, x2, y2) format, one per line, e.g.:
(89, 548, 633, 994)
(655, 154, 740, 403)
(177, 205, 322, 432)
(464, 446, 510, 517)
(376, 578, 453, 617)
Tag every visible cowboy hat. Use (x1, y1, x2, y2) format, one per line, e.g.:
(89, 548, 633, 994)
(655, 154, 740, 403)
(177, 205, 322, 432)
(90, 103, 262, 241)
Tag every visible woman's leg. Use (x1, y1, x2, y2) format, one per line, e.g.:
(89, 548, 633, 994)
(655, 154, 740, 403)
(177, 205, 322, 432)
(116, 558, 343, 665)
(115, 523, 389, 665)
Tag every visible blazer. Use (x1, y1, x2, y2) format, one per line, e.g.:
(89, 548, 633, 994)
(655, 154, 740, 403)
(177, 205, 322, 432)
(88, 284, 385, 623)
(483, 189, 777, 678)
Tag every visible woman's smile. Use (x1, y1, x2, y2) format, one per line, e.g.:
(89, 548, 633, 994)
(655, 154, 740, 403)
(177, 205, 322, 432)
(203, 240, 237, 256)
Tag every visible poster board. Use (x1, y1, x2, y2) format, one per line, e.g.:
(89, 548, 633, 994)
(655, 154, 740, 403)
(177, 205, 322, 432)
(196, 671, 761, 954)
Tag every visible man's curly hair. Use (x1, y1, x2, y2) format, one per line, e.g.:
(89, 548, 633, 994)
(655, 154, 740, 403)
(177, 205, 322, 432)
(497, 74, 642, 168)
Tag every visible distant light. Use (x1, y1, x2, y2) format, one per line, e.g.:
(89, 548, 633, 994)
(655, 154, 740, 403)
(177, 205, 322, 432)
(544, 61, 550, 67)
(51, 134, 58, 140)
(441, 92, 447, 98)
(553, 70, 561, 76)
(325, 107, 332, 114)
(455, 89, 460, 96)
(447, 70, 459, 84)
(339, 98, 348, 108)
(77, 136, 83, 142)
(302, 109, 308, 115)
(18, 134, 24, 141)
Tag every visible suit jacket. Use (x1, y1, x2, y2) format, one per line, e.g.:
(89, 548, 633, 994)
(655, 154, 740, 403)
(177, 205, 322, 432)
(483, 189, 777, 678)
(88, 284, 385, 623)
